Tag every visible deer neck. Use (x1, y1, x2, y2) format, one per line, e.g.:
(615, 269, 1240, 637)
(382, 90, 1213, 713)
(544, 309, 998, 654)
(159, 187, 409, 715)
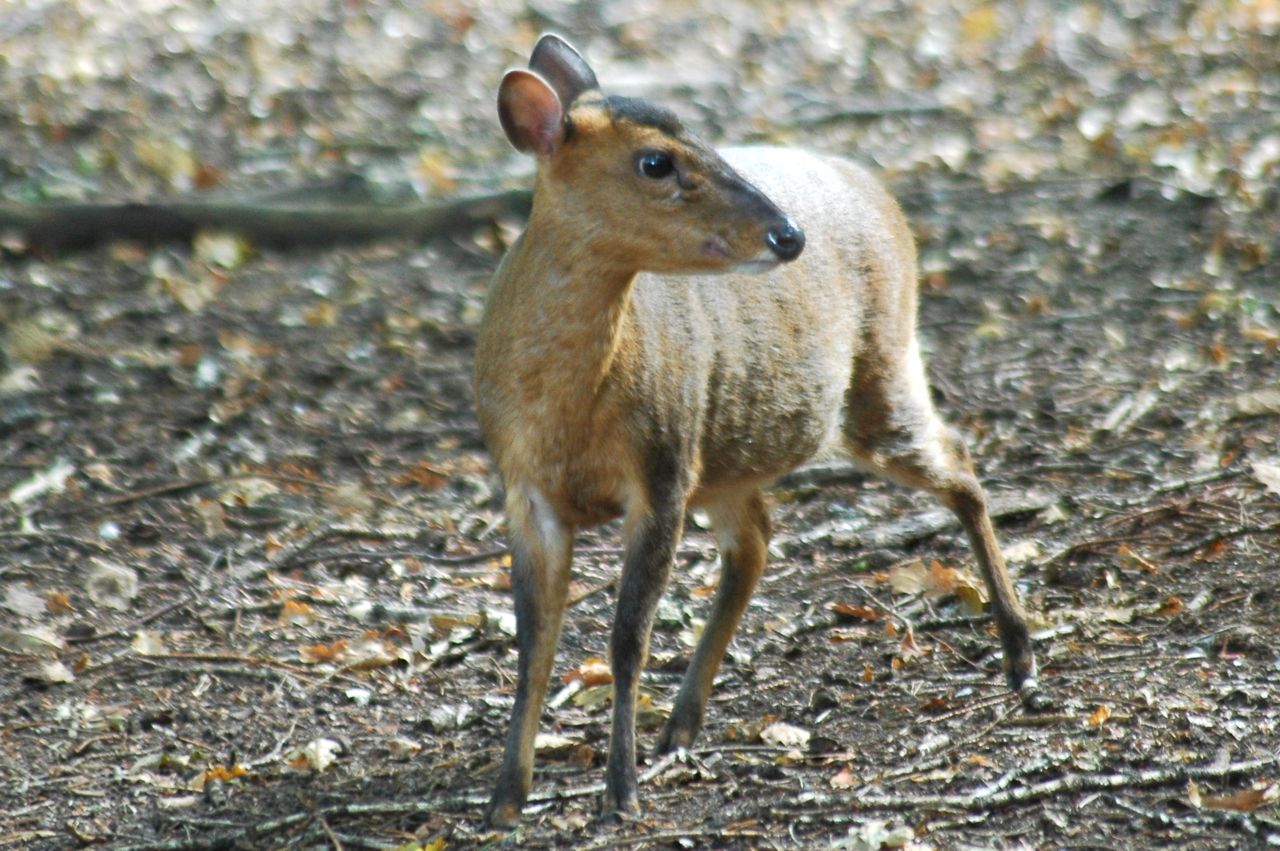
(485, 202, 640, 416)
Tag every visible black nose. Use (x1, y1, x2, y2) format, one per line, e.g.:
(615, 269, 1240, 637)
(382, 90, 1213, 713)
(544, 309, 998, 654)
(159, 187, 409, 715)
(765, 221, 805, 261)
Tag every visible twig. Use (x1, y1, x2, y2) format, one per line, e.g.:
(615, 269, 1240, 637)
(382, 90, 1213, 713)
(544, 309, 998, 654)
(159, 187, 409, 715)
(317, 815, 345, 851)
(569, 577, 618, 608)
(236, 522, 434, 579)
(0, 530, 113, 554)
(292, 546, 509, 568)
(783, 490, 1054, 553)
(1165, 519, 1280, 556)
(66, 591, 198, 645)
(796, 755, 1278, 814)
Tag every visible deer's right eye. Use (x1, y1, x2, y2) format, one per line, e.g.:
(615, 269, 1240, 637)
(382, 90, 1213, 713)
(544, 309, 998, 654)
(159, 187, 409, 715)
(637, 150, 675, 179)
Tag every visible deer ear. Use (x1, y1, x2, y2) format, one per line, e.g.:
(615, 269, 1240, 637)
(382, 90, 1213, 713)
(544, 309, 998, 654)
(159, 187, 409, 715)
(528, 33, 599, 106)
(498, 69, 565, 157)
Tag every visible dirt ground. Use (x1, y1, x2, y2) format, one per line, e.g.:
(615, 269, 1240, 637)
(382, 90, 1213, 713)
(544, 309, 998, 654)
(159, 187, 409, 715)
(2, 1, 1279, 849)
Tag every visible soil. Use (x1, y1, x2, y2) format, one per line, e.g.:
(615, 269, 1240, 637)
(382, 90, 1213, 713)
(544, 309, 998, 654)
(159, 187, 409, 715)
(2, 1, 1278, 849)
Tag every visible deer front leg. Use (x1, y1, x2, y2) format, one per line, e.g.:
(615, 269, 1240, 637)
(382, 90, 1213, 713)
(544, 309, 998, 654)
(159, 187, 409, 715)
(603, 488, 686, 817)
(486, 486, 574, 828)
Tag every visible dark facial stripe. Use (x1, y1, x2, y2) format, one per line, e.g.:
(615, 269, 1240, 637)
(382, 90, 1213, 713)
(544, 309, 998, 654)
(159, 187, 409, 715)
(603, 95, 684, 137)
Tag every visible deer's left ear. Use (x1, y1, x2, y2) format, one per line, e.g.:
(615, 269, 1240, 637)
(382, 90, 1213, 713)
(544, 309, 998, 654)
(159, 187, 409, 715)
(529, 33, 599, 107)
(498, 69, 566, 158)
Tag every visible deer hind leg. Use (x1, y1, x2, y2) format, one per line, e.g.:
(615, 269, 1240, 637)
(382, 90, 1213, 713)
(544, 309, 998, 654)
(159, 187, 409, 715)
(656, 487, 770, 755)
(843, 345, 1040, 703)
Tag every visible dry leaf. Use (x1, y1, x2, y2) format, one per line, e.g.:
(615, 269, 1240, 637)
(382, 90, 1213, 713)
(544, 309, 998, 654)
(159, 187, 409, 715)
(830, 764, 857, 789)
(45, 590, 74, 614)
(131, 630, 167, 657)
(534, 732, 585, 760)
(193, 763, 249, 790)
(287, 738, 342, 773)
(30, 660, 75, 684)
(394, 460, 450, 490)
(760, 721, 810, 749)
(279, 598, 316, 626)
(0, 626, 64, 657)
(572, 683, 614, 711)
(386, 737, 423, 760)
(888, 559, 928, 594)
(562, 656, 613, 687)
(299, 639, 348, 664)
(343, 637, 400, 671)
(2, 583, 47, 619)
(1002, 539, 1041, 563)
(193, 229, 251, 269)
(832, 602, 878, 622)
(1234, 389, 1280, 416)
(1201, 784, 1278, 812)
(429, 612, 485, 633)
(8, 458, 75, 506)
(86, 560, 139, 611)
(1250, 458, 1280, 496)
(898, 628, 925, 660)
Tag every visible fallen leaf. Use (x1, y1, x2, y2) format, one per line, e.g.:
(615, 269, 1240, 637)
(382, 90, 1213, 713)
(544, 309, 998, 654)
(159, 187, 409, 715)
(1201, 783, 1278, 812)
(394, 460, 450, 490)
(572, 683, 614, 711)
(832, 602, 878, 622)
(1002, 539, 1041, 563)
(299, 639, 348, 664)
(287, 738, 342, 773)
(760, 721, 810, 748)
(1250, 458, 1280, 496)
(2, 583, 47, 619)
(28, 660, 75, 684)
(898, 628, 925, 661)
(534, 732, 587, 760)
(429, 612, 485, 633)
(832, 818, 920, 851)
(3, 312, 79, 365)
(343, 636, 401, 671)
(192, 763, 249, 790)
(131, 630, 167, 657)
(8, 458, 75, 506)
(1234, 389, 1280, 417)
(279, 598, 316, 626)
(1187, 779, 1202, 808)
(86, 560, 139, 611)
(45, 590, 73, 614)
(888, 559, 928, 594)
(386, 737, 422, 760)
(0, 626, 64, 657)
(830, 764, 857, 789)
(193, 229, 251, 269)
(562, 656, 613, 687)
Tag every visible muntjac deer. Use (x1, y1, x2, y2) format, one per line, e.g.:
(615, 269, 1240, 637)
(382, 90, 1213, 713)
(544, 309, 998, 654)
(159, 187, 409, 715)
(474, 34, 1041, 827)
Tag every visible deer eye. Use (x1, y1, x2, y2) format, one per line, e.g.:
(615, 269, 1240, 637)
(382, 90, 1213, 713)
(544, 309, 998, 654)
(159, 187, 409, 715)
(637, 150, 675, 179)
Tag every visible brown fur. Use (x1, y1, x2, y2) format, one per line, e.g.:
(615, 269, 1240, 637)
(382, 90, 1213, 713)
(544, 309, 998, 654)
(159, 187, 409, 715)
(475, 35, 1041, 827)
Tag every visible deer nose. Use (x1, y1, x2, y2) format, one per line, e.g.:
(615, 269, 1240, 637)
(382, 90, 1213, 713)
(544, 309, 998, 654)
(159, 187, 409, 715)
(765, 221, 805, 261)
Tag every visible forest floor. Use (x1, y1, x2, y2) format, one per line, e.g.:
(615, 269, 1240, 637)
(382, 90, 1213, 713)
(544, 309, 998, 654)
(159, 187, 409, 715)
(2, 1, 1279, 848)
